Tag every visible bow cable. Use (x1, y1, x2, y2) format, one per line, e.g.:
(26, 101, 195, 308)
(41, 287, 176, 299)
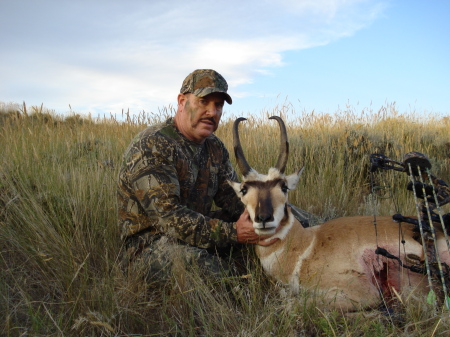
(419, 167, 450, 308)
(407, 163, 435, 297)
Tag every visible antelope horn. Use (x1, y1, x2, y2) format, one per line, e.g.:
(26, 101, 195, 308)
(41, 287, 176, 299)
(233, 117, 252, 177)
(269, 116, 289, 173)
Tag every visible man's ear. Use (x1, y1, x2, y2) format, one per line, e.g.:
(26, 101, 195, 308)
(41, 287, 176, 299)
(177, 93, 188, 109)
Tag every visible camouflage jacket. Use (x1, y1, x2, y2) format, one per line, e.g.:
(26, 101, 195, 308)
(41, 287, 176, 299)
(118, 118, 244, 249)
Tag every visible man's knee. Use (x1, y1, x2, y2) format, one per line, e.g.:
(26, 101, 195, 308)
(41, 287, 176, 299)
(126, 236, 235, 283)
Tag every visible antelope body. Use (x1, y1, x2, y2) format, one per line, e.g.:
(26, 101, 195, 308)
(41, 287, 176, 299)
(229, 117, 450, 311)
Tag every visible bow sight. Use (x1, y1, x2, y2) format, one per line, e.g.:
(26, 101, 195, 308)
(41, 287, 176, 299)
(370, 151, 432, 174)
(370, 151, 450, 210)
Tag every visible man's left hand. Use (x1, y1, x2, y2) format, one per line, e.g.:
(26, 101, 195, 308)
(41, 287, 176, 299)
(236, 209, 279, 246)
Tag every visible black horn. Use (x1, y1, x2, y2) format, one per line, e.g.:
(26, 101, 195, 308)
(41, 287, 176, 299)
(269, 116, 289, 173)
(233, 117, 252, 176)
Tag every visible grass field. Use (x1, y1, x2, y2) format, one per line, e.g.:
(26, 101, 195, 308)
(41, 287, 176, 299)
(1, 101, 450, 336)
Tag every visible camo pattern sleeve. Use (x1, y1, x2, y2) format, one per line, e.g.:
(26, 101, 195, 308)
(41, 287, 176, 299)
(118, 118, 244, 249)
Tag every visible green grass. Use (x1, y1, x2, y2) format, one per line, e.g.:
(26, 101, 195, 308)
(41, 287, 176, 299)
(1, 102, 450, 336)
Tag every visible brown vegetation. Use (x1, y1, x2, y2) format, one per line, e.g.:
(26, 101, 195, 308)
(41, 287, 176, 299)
(1, 102, 450, 336)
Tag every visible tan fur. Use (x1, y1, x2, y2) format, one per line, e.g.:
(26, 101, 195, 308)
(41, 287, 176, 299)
(230, 169, 450, 311)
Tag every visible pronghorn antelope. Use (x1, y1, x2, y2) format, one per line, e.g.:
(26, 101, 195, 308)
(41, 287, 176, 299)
(228, 116, 450, 311)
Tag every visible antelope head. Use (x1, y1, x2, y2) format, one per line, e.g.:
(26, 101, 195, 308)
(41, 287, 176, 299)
(228, 116, 303, 236)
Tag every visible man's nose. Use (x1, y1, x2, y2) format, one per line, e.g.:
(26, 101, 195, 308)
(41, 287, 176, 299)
(206, 103, 219, 115)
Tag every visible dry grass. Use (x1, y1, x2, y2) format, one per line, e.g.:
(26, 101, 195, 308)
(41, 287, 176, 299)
(1, 102, 450, 336)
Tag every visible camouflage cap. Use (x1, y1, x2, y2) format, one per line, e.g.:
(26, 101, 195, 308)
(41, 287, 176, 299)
(180, 69, 232, 104)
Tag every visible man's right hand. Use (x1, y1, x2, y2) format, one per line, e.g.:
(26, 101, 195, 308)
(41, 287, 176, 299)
(236, 209, 279, 246)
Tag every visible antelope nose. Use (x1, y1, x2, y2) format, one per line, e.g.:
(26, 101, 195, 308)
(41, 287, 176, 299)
(255, 214, 274, 225)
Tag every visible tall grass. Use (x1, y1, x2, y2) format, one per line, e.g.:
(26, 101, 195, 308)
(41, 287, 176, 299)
(1, 102, 450, 336)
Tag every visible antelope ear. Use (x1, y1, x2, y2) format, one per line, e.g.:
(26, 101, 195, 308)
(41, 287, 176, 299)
(286, 167, 304, 190)
(227, 180, 242, 196)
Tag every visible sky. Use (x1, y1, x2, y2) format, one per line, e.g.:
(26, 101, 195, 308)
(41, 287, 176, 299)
(1, 0, 449, 120)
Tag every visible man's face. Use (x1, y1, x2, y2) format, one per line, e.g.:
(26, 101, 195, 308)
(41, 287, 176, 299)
(175, 92, 225, 143)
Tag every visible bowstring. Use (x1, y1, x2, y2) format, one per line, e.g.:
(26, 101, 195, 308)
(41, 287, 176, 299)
(370, 165, 408, 306)
(370, 165, 409, 288)
(369, 166, 384, 304)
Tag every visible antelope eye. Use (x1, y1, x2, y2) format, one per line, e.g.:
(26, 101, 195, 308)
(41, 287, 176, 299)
(240, 185, 248, 195)
(281, 184, 289, 193)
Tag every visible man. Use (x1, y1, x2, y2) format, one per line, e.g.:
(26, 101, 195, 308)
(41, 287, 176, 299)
(118, 69, 278, 281)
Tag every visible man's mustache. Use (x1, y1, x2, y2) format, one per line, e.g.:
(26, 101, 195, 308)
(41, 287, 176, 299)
(199, 117, 216, 126)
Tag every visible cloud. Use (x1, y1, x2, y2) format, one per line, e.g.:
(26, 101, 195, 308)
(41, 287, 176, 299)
(0, 0, 388, 115)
